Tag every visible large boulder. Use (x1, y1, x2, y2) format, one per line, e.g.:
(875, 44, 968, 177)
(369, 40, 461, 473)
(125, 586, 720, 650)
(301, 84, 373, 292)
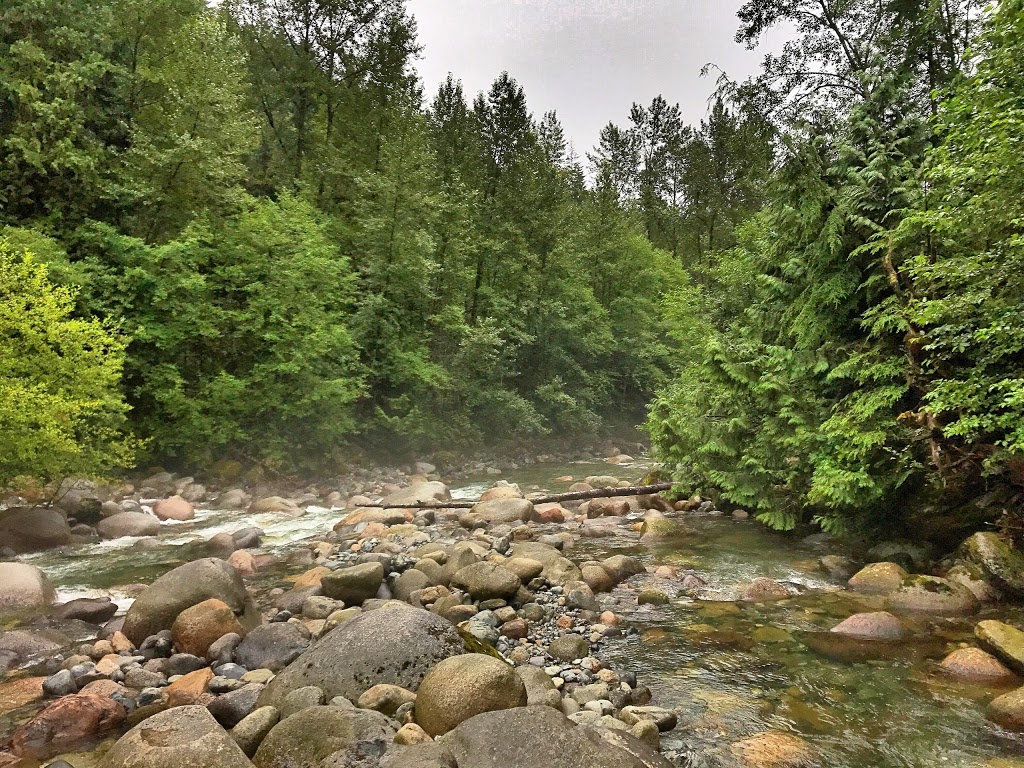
(437, 706, 672, 768)
(884, 575, 978, 616)
(940, 647, 1017, 682)
(321, 562, 384, 605)
(99, 705, 252, 768)
(450, 562, 521, 601)
(253, 705, 394, 768)
(234, 623, 310, 672)
(0, 507, 72, 552)
(976, 620, 1024, 675)
(13, 693, 125, 761)
(122, 558, 260, 645)
(171, 598, 246, 657)
(382, 482, 450, 507)
(257, 604, 465, 708)
(153, 495, 195, 522)
(961, 532, 1024, 596)
(0, 563, 55, 613)
(847, 562, 908, 594)
(830, 611, 906, 641)
(508, 542, 582, 586)
(249, 497, 303, 515)
(415, 655, 527, 736)
(470, 499, 533, 525)
(97, 512, 160, 539)
(989, 687, 1024, 732)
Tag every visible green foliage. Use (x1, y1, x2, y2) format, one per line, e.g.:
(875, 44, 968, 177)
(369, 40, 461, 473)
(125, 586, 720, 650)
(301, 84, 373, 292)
(0, 240, 133, 485)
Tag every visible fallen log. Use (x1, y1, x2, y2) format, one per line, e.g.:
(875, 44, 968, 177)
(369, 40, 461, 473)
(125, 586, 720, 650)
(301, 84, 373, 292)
(359, 481, 674, 510)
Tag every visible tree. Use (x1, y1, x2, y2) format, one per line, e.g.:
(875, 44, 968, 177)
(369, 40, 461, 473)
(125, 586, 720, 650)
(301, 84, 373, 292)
(0, 240, 133, 485)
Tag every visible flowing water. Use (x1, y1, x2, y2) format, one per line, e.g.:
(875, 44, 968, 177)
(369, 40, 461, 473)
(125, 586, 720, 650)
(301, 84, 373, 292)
(8, 458, 1024, 767)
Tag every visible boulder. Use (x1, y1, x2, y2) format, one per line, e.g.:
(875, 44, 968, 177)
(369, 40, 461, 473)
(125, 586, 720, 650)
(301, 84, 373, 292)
(989, 687, 1024, 731)
(52, 596, 117, 624)
(830, 611, 906, 641)
(0, 563, 55, 612)
(961, 532, 1024, 596)
(548, 634, 589, 662)
(508, 542, 582, 586)
(977, 621, 1024, 675)
(0, 507, 72, 552)
(885, 575, 978, 616)
(438, 705, 672, 768)
(638, 517, 688, 543)
(122, 558, 260, 645)
(208, 682, 265, 728)
(99, 705, 252, 768)
(214, 489, 249, 510)
(153, 495, 195, 522)
(415, 655, 527, 736)
(252, 705, 394, 768)
(847, 562, 908, 594)
(729, 731, 816, 768)
(503, 558, 545, 582)
(940, 647, 1016, 682)
(740, 578, 790, 602)
(97, 512, 160, 539)
(357, 683, 417, 717)
(12, 693, 125, 761)
(249, 496, 303, 515)
(450, 562, 521, 601)
(394, 569, 433, 602)
(600, 555, 645, 583)
(234, 623, 310, 672)
(321, 562, 384, 605)
(581, 565, 615, 594)
(230, 706, 280, 757)
(382, 482, 450, 507)
(588, 499, 630, 518)
(171, 598, 246, 657)
(478, 483, 523, 502)
(257, 604, 464, 708)
(470, 499, 533, 525)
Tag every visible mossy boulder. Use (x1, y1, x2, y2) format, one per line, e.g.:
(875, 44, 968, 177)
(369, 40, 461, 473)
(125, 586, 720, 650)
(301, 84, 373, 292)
(847, 562, 908, 594)
(961, 532, 1024, 596)
(976, 620, 1024, 676)
(884, 575, 978, 616)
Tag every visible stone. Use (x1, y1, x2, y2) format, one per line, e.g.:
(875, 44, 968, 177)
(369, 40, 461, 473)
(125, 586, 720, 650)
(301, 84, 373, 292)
(122, 558, 259, 645)
(11, 693, 125, 761)
(502, 558, 545, 582)
(581, 565, 615, 593)
(548, 634, 589, 662)
(252, 705, 394, 768)
(395, 723, 433, 745)
(639, 517, 687, 542)
(740, 578, 790, 601)
(940, 647, 1017, 682)
(415, 655, 527, 736)
(153, 495, 195, 521)
(0, 507, 72, 552)
(208, 682, 265, 728)
(830, 611, 906, 641)
(100, 705, 252, 768)
(509, 542, 582, 586)
(438, 705, 673, 768)
(227, 550, 257, 576)
(97, 512, 160, 539)
(52, 597, 117, 624)
(394, 569, 432, 602)
(600, 555, 645, 583)
(214, 489, 249, 510)
(382, 482, 450, 507)
(0, 562, 55, 612)
(231, 706, 280, 757)
(885, 575, 978, 616)
(280, 686, 326, 718)
(470, 499, 533, 525)
(234, 623, 310, 672)
(248, 496, 303, 515)
(321, 562, 384, 605)
(302, 596, 345, 620)
(531, 504, 566, 524)
(172, 599, 246, 657)
(962, 532, 1024, 596)
(358, 683, 417, 716)
(450, 562, 521, 601)
(42, 669, 77, 697)
(729, 731, 816, 768)
(637, 589, 670, 606)
(847, 562, 908, 594)
(0, 629, 65, 667)
(167, 667, 214, 708)
(257, 603, 464, 708)
(588, 499, 630, 517)
(977, 621, 1024, 675)
(618, 706, 677, 732)
(989, 687, 1024, 731)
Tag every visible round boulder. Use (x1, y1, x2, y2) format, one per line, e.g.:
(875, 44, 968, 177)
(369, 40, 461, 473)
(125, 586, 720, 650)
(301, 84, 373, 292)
(847, 562, 908, 594)
(234, 623, 310, 672)
(171, 598, 246, 657)
(940, 647, 1016, 682)
(153, 495, 195, 522)
(0, 563, 55, 613)
(97, 512, 160, 539)
(415, 655, 527, 736)
(830, 611, 906, 641)
(0, 507, 72, 553)
(885, 575, 978, 616)
(256, 604, 464, 708)
(450, 562, 521, 601)
(321, 562, 384, 605)
(252, 705, 394, 768)
(989, 687, 1024, 731)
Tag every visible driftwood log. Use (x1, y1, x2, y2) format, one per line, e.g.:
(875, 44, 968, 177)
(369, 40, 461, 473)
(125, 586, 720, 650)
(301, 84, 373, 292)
(359, 481, 674, 510)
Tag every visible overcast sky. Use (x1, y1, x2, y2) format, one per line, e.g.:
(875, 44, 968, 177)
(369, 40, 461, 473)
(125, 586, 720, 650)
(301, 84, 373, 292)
(406, 0, 778, 160)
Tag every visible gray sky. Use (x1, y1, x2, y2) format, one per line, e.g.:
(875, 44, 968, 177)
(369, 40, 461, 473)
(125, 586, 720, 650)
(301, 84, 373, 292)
(406, 0, 779, 160)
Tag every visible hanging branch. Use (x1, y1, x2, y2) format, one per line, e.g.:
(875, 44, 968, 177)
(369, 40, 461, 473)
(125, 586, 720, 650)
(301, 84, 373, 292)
(357, 482, 675, 510)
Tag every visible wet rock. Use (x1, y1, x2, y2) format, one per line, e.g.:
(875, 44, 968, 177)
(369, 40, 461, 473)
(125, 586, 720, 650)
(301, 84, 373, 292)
(830, 611, 906, 641)
(10, 693, 125, 761)
(234, 623, 310, 672)
(438, 705, 672, 768)
(740, 578, 790, 602)
(976, 621, 1024, 675)
(600, 555, 645, 583)
(0, 507, 72, 552)
(252, 705, 394, 768)
(257, 603, 464, 708)
(122, 558, 260, 645)
(450, 562, 521, 601)
(729, 731, 816, 767)
(153, 495, 195, 522)
(415, 655, 527, 736)
(97, 512, 160, 539)
(248, 496, 303, 515)
(847, 562, 908, 594)
(0, 562, 55, 612)
(100, 704, 253, 768)
(548, 634, 589, 662)
(0, 629, 65, 667)
(940, 647, 1017, 683)
(230, 705, 280, 757)
(637, 589, 670, 606)
(989, 687, 1024, 731)
(618, 705, 677, 732)
(172, 598, 246, 657)
(470, 499, 533, 525)
(961, 532, 1024, 596)
(52, 597, 118, 624)
(321, 562, 384, 605)
(885, 575, 978, 616)
(357, 683, 417, 717)
(639, 517, 687, 543)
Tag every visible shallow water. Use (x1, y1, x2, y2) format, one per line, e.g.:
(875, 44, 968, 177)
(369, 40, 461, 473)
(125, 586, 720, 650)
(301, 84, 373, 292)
(9, 458, 1024, 766)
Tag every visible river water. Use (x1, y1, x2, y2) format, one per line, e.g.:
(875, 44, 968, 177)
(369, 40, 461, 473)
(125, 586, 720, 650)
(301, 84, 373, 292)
(10, 459, 1024, 767)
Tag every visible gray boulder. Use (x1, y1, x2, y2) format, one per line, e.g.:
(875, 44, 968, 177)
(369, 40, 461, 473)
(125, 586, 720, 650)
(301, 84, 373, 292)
(0, 563, 55, 612)
(122, 558, 260, 645)
(449, 563, 521, 601)
(415, 654, 527, 736)
(234, 623, 309, 672)
(98, 705, 253, 768)
(97, 512, 160, 539)
(321, 562, 384, 605)
(257, 604, 464, 709)
(0, 507, 72, 552)
(252, 706, 394, 768)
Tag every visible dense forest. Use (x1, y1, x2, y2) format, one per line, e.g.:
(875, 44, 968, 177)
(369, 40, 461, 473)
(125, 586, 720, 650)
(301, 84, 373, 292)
(1, 0, 1022, 538)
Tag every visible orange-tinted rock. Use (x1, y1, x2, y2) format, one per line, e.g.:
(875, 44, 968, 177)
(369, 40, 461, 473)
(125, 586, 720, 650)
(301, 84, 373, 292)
(171, 599, 245, 657)
(730, 731, 816, 767)
(166, 667, 214, 708)
(0, 677, 44, 714)
(227, 549, 257, 576)
(110, 631, 134, 653)
(830, 611, 906, 641)
(152, 495, 195, 521)
(10, 693, 125, 760)
(531, 504, 566, 524)
(291, 567, 331, 589)
(941, 647, 1017, 682)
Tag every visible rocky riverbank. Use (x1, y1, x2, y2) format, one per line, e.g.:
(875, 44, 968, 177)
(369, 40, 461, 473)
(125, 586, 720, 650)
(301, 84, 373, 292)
(4, 457, 1024, 767)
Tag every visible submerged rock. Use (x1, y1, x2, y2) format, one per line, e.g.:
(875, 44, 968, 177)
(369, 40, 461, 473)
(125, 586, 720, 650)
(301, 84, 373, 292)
(729, 731, 816, 768)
